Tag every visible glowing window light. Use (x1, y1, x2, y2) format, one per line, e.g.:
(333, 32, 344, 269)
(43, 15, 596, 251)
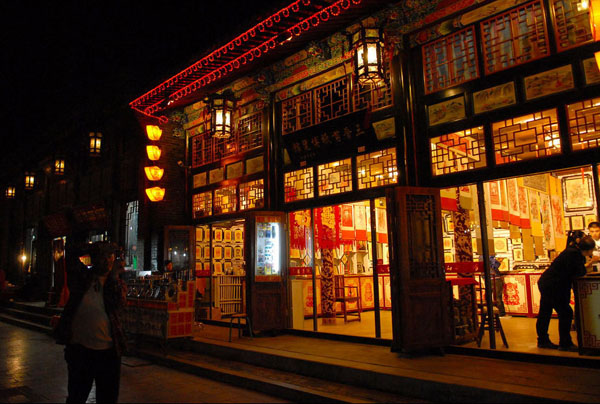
(25, 173, 35, 190)
(54, 159, 65, 175)
(145, 187, 165, 202)
(89, 132, 102, 155)
(5, 187, 15, 198)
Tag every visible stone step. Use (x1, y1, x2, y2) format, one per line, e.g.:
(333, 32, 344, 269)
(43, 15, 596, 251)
(0, 313, 52, 335)
(137, 347, 425, 404)
(0, 307, 53, 327)
(8, 301, 63, 316)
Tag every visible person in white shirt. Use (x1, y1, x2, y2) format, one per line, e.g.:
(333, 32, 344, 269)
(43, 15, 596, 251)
(587, 222, 600, 272)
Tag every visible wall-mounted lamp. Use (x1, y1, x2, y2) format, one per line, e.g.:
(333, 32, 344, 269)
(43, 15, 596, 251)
(146, 125, 162, 141)
(145, 187, 165, 202)
(144, 166, 164, 181)
(25, 173, 35, 190)
(5, 187, 15, 199)
(351, 26, 385, 85)
(89, 132, 102, 156)
(210, 91, 235, 139)
(146, 145, 162, 161)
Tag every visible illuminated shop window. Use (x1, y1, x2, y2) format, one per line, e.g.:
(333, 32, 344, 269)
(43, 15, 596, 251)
(567, 97, 600, 150)
(422, 27, 479, 94)
(214, 186, 237, 214)
(550, 0, 593, 51)
(481, 0, 549, 75)
(239, 179, 264, 210)
(492, 108, 561, 165)
(356, 148, 398, 189)
(430, 127, 487, 176)
(284, 168, 314, 203)
(192, 191, 212, 219)
(318, 158, 352, 196)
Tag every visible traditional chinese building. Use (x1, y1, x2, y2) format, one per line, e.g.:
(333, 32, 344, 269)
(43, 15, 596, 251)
(131, 0, 600, 354)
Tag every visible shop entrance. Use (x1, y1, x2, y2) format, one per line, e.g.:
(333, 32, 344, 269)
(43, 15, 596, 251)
(443, 165, 599, 357)
(288, 198, 392, 339)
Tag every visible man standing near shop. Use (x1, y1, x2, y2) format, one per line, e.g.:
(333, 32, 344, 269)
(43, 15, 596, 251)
(588, 221, 600, 272)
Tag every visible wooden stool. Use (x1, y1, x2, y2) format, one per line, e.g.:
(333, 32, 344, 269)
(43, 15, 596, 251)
(476, 306, 508, 348)
(228, 313, 253, 342)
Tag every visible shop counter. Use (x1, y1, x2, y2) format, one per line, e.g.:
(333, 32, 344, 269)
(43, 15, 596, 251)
(502, 272, 574, 317)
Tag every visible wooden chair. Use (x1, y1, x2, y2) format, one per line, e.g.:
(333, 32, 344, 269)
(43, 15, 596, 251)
(334, 275, 361, 322)
(228, 280, 253, 342)
(475, 273, 508, 348)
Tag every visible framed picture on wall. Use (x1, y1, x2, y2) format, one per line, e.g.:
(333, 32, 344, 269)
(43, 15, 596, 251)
(513, 248, 523, 262)
(213, 246, 223, 260)
(570, 215, 585, 230)
(472, 81, 516, 114)
(584, 215, 598, 227)
(443, 214, 454, 233)
(427, 95, 466, 126)
(564, 218, 571, 231)
(494, 238, 508, 253)
(524, 65, 574, 100)
(443, 237, 453, 250)
(498, 258, 510, 271)
(224, 246, 232, 260)
(213, 262, 223, 274)
(224, 229, 232, 242)
(443, 252, 454, 263)
(562, 174, 594, 212)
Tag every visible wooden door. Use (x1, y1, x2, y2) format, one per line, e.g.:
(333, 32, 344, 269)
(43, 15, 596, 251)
(248, 212, 287, 332)
(388, 187, 451, 353)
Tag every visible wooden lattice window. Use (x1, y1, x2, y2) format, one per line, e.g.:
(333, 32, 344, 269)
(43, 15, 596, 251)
(282, 92, 313, 135)
(492, 108, 561, 165)
(353, 78, 393, 112)
(238, 111, 263, 152)
(191, 132, 213, 168)
(284, 168, 314, 203)
(430, 127, 487, 176)
(314, 77, 351, 124)
(239, 179, 264, 210)
(192, 191, 212, 219)
(481, 0, 550, 75)
(550, 0, 593, 51)
(318, 158, 352, 196)
(356, 148, 399, 189)
(566, 97, 600, 151)
(214, 186, 237, 214)
(422, 27, 479, 94)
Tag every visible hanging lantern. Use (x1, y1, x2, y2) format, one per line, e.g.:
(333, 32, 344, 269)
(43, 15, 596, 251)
(54, 159, 65, 175)
(89, 132, 102, 155)
(210, 92, 235, 139)
(144, 166, 164, 181)
(146, 145, 162, 161)
(5, 187, 15, 199)
(24, 173, 35, 190)
(146, 125, 162, 141)
(351, 26, 385, 85)
(145, 187, 165, 202)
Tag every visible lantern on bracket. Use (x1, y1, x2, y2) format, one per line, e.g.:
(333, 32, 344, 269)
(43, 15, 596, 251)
(24, 173, 35, 190)
(350, 25, 385, 85)
(209, 91, 235, 139)
(146, 125, 162, 141)
(146, 145, 162, 161)
(145, 187, 165, 202)
(5, 187, 15, 199)
(89, 132, 102, 156)
(144, 166, 164, 181)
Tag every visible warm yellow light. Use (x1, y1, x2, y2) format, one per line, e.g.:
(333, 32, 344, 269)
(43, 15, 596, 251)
(146, 125, 162, 141)
(54, 159, 65, 174)
(146, 187, 165, 202)
(89, 132, 102, 155)
(20, 254, 27, 263)
(146, 145, 162, 161)
(144, 166, 164, 181)
(5, 187, 15, 198)
(25, 174, 35, 189)
(595, 51, 600, 69)
(591, 0, 600, 40)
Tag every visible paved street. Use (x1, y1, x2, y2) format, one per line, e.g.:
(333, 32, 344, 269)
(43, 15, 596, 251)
(0, 322, 288, 403)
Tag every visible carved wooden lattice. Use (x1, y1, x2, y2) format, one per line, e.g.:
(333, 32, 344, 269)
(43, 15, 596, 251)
(213, 186, 237, 214)
(356, 148, 398, 189)
(192, 191, 212, 219)
(550, 0, 593, 51)
(238, 111, 263, 152)
(430, 127, 487, 176)
(317, 159, 352, 196)
(191, 131, 213, 168)
(422, 27, 479, 94)
(239, 179, 264, 210)
(492, 108, 561, 164)
(481, 0, 549, 75)
(567, 97, 600, 151)
(284, 167, 314, 203)
(405, 194, 442, 280)
(281, 74, 392, 136)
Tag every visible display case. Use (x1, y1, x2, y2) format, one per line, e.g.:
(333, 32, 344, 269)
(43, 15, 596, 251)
(255, 218, 282, 281)
(575, 275, 600, 356)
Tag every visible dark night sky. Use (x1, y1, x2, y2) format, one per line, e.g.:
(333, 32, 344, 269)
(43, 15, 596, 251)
(0, 1, 284, 175)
